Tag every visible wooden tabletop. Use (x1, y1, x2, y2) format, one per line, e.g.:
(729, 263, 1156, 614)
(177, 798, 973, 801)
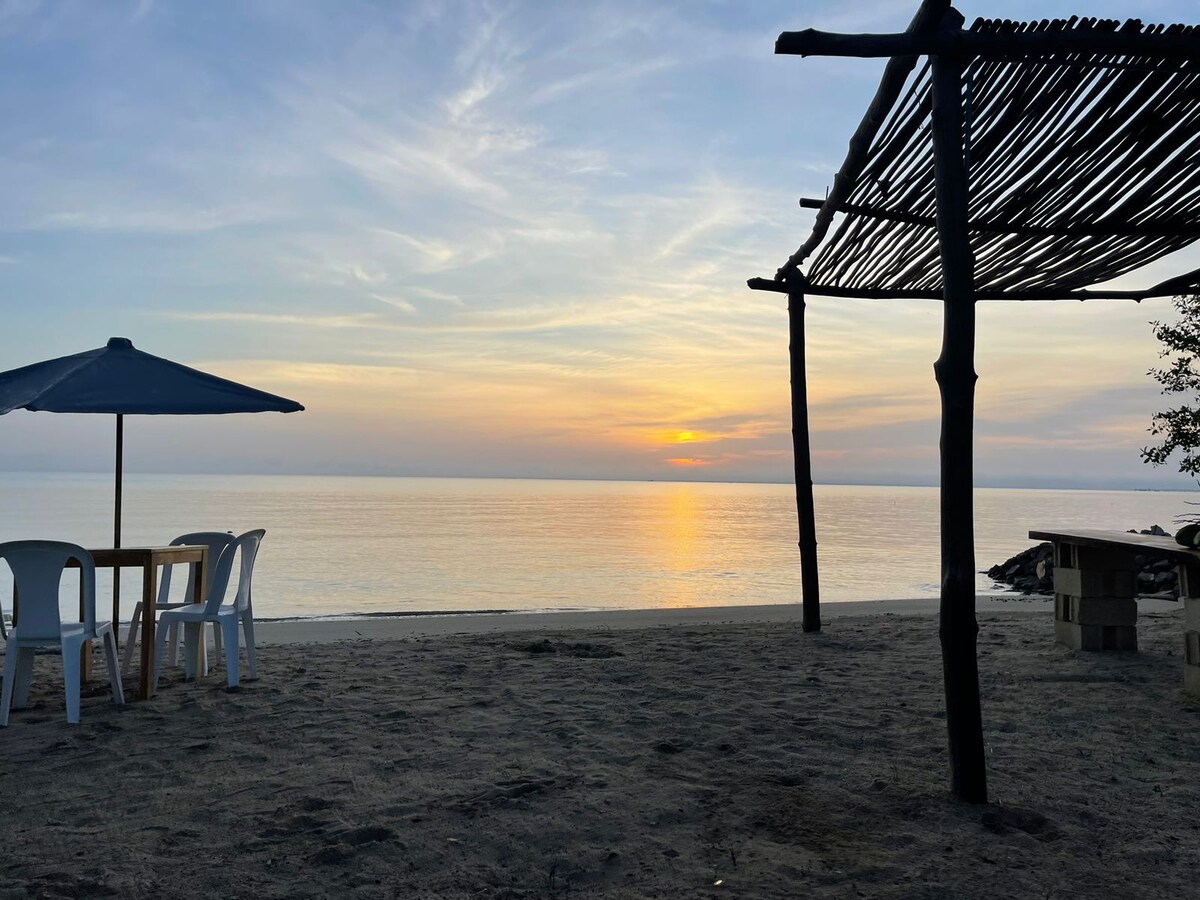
(1028, 528, 1200, 563)
(73, 545, 207, 567)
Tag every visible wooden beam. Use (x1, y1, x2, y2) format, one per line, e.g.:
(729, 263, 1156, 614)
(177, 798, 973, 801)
(930, 15, 987, 804)
(777, 24, 1200, 61)
(776, 0, 950, 281)
(747, 276, 1200, 302)
(797, 197, 1200, 239)
(787, 292, 821, 633)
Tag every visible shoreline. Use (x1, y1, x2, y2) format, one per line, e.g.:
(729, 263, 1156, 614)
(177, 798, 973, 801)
(253, 595, 1048, 644)
(253, 594, 1184, 644)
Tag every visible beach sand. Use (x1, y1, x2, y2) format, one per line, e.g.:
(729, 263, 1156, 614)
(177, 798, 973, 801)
(1, 602, 1198, 898)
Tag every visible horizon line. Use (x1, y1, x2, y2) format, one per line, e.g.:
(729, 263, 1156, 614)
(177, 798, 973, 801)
(0, 468, 1195, 493)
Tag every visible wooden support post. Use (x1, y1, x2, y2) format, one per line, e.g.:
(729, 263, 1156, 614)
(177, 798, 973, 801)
(930, 12, 987, 804)
(788, 292, 821, 632)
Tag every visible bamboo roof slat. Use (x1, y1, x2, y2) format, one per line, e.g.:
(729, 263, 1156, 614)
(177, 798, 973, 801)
(762, 12, 1200, 301)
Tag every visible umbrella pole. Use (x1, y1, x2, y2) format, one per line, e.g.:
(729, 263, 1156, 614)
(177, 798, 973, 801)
(115, 414, 123, 550)
(112, 414, 123, 640)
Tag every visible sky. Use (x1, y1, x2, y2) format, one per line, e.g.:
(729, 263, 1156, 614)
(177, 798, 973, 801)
(2, 0, 1199, 490)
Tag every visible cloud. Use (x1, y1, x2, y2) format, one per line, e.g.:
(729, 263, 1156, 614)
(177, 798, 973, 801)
(169, 311, 386, 329)
(27, 205, 273, 234)
(369, 293, 417, 314)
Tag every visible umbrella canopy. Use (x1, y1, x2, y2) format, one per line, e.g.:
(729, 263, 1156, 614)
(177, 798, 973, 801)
(0, 337, 303, 560)
(0, 337, 303, 415)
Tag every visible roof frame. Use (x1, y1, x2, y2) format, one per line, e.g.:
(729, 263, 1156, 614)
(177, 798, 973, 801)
(749, 0, 1200, 808)
(776, 19, 1200, 61)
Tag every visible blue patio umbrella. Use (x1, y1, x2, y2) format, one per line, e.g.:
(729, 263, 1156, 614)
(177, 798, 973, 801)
(0, 336, 303, 550)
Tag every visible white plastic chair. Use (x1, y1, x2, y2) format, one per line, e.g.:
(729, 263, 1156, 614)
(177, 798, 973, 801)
(208, 528, 264, 681)
(0, 541, 125, 725)
(121, 531, 235, 675)
(154, 529, 265, 690)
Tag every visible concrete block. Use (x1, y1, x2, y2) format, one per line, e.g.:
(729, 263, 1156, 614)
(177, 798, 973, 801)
(1078, 547, 1136, 569)
(1185, 631, 1200, 667)
(1055, 620, 1137, 652)
(1178, 564, 1200, 600)
(1056, 544, 1136, 570)
(1054, 594, 1137, 626)
(1185, 597, 1200, 632)
(1054, 593, 1072, 621)
(1075, 596, 1137, 626)
(1053, 566, 1135, 599)
(1054, 618, 1081, 649)
(1185, 660, 1200, 698)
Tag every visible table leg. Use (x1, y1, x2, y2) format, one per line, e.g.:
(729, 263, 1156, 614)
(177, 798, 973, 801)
(79, 577, 93, 683)
(140, 564, 156, 699)
(193, 554, 207, 677)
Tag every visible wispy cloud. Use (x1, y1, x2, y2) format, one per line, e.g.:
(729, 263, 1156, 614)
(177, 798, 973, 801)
(369, 293, 417, 315)
(27, 205, 275, 234)
(171, 311, 386, 329)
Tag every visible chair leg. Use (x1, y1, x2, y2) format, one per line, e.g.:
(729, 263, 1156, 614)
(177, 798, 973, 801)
(13, 648, 36, 709)
(121, 601, 143, 675)
(101, 628, 125, 707)
(152, 619, 171, 690)
(212, 621, 223, 664)
(62, 640, 81, 725)
(242, 612, 258, 680)
(197, 624, 209, 678)
(221, 618, 240, 689)
(1, 642, 18, 727)
(168, 621, 180, 668)
(182, 623, 200, 680)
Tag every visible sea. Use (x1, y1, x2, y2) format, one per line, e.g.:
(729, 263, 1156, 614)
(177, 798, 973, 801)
(0, 472, 1194, 622)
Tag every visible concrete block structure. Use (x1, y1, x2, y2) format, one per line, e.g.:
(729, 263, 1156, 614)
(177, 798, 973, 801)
(1052, 545, 1137, 652)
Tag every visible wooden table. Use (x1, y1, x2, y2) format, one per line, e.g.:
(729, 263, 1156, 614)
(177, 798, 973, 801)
(97, 546, 208, 699)
(22, 545, 209, 700)
(11, 545, 208, 699)
(1030, 528, 1200, 694)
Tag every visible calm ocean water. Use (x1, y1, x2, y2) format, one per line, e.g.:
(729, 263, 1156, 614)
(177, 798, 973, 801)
(0, 472, 1195, 621)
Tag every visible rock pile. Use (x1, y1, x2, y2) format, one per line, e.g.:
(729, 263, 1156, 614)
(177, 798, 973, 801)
(985, 525, 1180, 597)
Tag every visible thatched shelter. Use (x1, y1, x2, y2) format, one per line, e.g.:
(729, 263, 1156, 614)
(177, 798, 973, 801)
(750, 1, 1200, 801)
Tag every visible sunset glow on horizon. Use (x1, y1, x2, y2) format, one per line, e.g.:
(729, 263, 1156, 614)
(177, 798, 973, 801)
(666, 458, 713, 468)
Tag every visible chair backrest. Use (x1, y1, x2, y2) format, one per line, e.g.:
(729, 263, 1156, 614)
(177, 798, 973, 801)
(231, 529, 265, 613)
(0, 541, 96, 640)
(157, 532, 236, 606)
(201, 538, 240, 616)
